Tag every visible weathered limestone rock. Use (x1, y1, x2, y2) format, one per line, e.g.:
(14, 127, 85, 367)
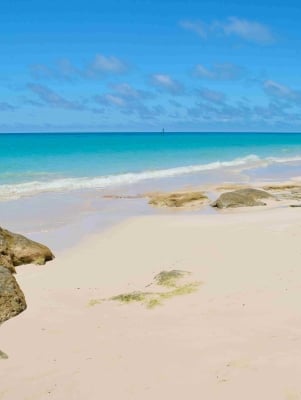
(0, 227, 54, 271)
(0, 228, 54, 325)
(211, 188, 274, 209)
(0, 266, 26, 324)
(263, 184, 301, 201)
(148, 191, 208, 208)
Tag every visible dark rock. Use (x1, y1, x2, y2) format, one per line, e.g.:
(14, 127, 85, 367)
(0, 266, 26, 323)
(211, 188, 274, 209)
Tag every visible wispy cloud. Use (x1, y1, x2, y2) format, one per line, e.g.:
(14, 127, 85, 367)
(180, 17, 275, 44)
(30, 59, 79, 81)
(194, 63, 246, 81)
(179, 20, 207, 38)
(220, 17, 275, 44)
(27, 83, 85, 110)
(150, 74, 184, 95)
(198, 88, 226, 104)
(85, 55, 128, 77)
(96, 93, 127, 108)
(94, 83, 163, 119)
(30, 54, 128, 81)
(187, 89, 301, 127)
(0, 102, 16, 111)
(263, 80, 301, 103)
(109, 83, 153, 100)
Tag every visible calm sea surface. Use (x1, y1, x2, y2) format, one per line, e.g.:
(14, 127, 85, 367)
(1, 132, 301, 200)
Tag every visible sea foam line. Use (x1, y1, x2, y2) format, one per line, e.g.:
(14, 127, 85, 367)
(0, 154, 300, 200)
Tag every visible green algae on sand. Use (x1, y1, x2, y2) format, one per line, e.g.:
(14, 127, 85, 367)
(109, 281, 201, 309)
(153, 270, 190, 288)
(88, 270, 201, 309)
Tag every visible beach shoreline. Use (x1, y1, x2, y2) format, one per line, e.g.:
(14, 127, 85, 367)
(1, 174, 301, 254)
(2, 189, 301, 398)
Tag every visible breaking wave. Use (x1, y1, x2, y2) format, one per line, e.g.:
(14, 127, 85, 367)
(1, 154, 301, 200)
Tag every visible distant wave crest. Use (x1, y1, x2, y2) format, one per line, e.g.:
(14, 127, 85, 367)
(1, 154, 301, 200)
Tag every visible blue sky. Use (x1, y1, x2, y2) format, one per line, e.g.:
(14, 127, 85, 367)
(1, 0, 301, 132)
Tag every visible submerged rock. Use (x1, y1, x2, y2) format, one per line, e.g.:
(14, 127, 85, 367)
(211, 188, 274, 209)
(148, 191, 208, 208)
(0, 266, 26, 323)
(0, 227, 54, 271)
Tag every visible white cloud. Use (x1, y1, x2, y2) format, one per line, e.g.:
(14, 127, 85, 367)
(179, 20, 207, 38)
(198, 88, 226, 103)
(263, 80, 301, 102)
(150, 74, 184, 94)
(110, 83, 140, 98)
(87, 55, 127, 76)
(102, 94, 127, 107)
(194, 63, 246, 80)
(31, 54, 128, 81)
(27, 83, 85, 110)
(180, 17, 275, 44)
(221, 17, 274, 44)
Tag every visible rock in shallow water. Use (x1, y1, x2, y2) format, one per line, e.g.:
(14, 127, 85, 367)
(211, 188, 274, 209)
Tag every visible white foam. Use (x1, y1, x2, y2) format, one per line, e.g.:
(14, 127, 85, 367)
(0, 154, 300, 200)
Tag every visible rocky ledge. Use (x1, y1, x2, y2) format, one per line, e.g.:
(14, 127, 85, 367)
(0, 228, 54, 324)
(211, 188, 275, 209)
(148, 191, 208, 208)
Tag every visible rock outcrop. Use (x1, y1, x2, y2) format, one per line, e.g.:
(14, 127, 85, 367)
(148, 191, 208, 208)
(211, 188, 274, 209)
(262, 184, 301, 201)
(0, 227, 54, 273)
(0, 266, 26, 324)
(0, 228, 54, 325)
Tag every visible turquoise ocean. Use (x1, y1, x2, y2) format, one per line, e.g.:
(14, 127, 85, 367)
(2, 132, 301, 250)
(1, 132, 301, 200)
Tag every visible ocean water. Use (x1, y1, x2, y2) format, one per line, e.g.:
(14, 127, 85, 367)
(1, 132, 301, 200)
(2, 132, 301, 251)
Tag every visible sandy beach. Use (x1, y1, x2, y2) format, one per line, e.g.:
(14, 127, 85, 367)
(2, 199, 301, 400)
(2, 0, 301, 396)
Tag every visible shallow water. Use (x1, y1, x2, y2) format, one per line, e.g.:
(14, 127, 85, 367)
(1, 132, 301, 250)
(1, 132, 301, 199)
